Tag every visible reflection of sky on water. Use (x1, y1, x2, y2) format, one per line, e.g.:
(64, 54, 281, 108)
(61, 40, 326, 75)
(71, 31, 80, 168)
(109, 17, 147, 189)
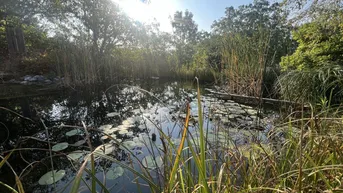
(0, 81, 276, 193)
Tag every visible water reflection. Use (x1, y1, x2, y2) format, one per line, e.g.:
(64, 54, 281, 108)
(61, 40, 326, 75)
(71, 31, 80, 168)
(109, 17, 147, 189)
(0, 80, 273, 193)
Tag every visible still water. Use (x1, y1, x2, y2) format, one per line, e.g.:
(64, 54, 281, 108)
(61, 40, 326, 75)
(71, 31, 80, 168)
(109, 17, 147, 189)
(0, 80, 274, 193)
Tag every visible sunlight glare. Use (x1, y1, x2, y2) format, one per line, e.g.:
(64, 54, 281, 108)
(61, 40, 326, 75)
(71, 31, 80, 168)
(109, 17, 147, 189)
(114, 0, 177, 31)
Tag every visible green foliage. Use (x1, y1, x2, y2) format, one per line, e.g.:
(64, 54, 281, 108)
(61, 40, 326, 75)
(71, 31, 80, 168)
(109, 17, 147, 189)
(221, 30, 270, 97)
(277, 63, 343, 103)
(279, 11, 343, 103)
(281, 13, 343, 70)
(171, 10, 198, 68)
(212, 0, 294, 66)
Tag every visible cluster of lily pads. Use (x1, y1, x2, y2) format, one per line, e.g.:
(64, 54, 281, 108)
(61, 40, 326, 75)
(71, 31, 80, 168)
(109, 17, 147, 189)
(37, 86, 276, 189)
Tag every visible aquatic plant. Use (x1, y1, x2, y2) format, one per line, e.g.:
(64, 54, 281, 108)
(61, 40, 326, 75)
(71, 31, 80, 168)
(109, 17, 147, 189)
(1, 83, 343, 193)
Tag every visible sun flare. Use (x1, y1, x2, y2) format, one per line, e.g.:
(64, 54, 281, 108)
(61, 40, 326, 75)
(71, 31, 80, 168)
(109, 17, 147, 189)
(115, 0, 177, 31)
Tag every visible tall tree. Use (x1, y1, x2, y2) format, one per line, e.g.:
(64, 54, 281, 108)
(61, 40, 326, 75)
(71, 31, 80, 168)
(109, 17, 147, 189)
(280, 11, 343, 70)
(212, 0, 294, 66)
(171, 10, 198, 68)
(282, 0, 343, 23)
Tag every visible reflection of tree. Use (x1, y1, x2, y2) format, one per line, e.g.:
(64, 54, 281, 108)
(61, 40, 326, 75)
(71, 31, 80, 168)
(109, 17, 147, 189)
(0, 81, 194, 192)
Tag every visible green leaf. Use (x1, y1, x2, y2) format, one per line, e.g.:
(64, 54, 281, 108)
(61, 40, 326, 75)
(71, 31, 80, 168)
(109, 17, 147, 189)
(66, 129, 83, 137)
(67, 151, 84, 161)
(52, 142, 69, 152)
(105, 167, 124, 180)
(142, 155, 163, 169)
(106, 112, 120, 117)
(38, 170, 65, 185)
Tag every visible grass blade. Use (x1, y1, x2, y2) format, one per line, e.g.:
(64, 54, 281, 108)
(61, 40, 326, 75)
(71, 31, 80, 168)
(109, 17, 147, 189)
(168, 103, 190, 191)
(0, 181, 19, 193)
(15, 176, 25, 193)
(0, 150, 13, 169)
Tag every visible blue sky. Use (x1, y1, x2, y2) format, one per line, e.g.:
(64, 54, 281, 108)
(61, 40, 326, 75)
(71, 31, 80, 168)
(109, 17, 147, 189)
(117, 0, 253, 32)
(175, 0, 253, 31)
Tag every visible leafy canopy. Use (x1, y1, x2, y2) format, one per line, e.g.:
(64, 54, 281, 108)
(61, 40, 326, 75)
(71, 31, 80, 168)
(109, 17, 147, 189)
(280, 11, 343, 70)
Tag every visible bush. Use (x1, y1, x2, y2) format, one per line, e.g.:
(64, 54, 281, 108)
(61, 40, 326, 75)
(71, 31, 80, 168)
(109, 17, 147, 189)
(277, 63, 343, 104)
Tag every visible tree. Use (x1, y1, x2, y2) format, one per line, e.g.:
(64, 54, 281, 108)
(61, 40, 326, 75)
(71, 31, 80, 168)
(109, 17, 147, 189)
(171, 10, 198, 68)
(282, 0, 343, 23)
(280, 11, 343, 70)
(212, 0, 294, 66)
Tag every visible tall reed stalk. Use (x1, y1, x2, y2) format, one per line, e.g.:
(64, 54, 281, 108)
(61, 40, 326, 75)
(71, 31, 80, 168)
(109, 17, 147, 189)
(221, 30, 270, 97)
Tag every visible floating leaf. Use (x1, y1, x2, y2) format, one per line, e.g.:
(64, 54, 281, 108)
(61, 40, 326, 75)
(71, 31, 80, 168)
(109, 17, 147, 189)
(38, 170, 65, 185)
(119, 130, 129, 135)
(66, 129, 83, 137)
(106, 112, 120, 118)
(116, 125, 129, 131)
(142, 156, 163, 169)
(135, 141, 145, 147)
(110, 138, 122, 144)
(122, 141, 136, 149)
(238, 143, 273, 158)
(121, 118, 136, 126)
(126, 131, 134, 137)
(138, 125, 146, 131)
(52, 142, 68, 152)
(246, 109, 257, 115)
(99, 125, 112, 131)
(73, 139, 86, 146)
(67, 151, 84, 161)
(105, 167, 124, 180)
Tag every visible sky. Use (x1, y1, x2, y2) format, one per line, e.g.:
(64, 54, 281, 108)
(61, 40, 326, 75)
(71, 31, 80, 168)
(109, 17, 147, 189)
(116, 0, 253, 32)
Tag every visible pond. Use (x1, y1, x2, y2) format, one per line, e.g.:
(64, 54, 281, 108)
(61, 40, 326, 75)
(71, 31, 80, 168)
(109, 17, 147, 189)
(0, 80, 276, 193)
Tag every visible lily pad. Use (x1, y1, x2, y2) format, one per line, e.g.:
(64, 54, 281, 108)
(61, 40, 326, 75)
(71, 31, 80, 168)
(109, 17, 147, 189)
(73, 140, 86, 146)
(107, 112, 120, 118)
(238, 143, 273, 158)
(122, 119, 135, 126)
(142, 155, 163, 169)
(138, 125, 146, 131)
(67, 151, 84, 161)
(135, 141, 145, 147)
(122, 140, 136, 149)
(110, 138, 122, 144)
(117, 125, 129, 131)
(66, 129, 83, 137)
(52, 142, 68, 152)
(119, 130, 129, 135)
(106, 167, 124, 180)
(38, 170, 66, 185)
(99, 124, 112, 131)
(246, 109, 257, 116)
(104, 128, 118, 135)
(126, 131, 134, 137)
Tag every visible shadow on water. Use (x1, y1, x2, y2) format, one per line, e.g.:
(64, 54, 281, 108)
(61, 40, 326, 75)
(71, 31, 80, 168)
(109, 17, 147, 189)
(0, 80, 275, 193)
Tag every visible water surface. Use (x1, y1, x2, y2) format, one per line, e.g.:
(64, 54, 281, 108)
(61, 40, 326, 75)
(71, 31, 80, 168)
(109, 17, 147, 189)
(0, 80, 274, 193)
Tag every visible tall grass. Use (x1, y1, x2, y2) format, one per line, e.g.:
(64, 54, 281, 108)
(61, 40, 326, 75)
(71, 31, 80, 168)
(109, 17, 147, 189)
(220, 30, 270, 97)
(2, 84, 343, 193)
(277, 63, 343, 104)
(50, 39, 174, 85)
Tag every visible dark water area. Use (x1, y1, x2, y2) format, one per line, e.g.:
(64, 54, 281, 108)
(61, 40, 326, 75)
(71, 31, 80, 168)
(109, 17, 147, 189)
(0, 80, 275, 193)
